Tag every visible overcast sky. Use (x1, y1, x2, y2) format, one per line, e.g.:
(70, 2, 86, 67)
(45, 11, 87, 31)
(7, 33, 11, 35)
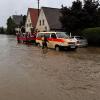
(0, 0, 79, 27)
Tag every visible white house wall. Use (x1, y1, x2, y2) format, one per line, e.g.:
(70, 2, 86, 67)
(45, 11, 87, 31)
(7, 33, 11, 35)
(25, 12, 32, 33)
(36, 9, 50, 32)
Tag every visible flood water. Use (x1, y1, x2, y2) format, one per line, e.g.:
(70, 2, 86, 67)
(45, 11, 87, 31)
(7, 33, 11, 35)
(0, 35, 100, 100)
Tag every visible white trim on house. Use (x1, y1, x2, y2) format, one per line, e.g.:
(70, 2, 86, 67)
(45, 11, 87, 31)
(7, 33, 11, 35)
(36, 9, 50, 32)
(25, 12, 33, 33)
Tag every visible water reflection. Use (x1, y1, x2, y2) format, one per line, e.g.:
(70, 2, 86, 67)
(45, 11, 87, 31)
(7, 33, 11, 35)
(0, 35, 100, 100)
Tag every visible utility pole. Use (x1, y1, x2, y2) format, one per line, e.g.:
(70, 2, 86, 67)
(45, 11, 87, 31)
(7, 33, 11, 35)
(38, 0, 40, 17)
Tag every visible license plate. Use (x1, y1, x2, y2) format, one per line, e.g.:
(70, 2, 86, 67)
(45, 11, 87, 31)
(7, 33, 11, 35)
(70, 45, 75, 48)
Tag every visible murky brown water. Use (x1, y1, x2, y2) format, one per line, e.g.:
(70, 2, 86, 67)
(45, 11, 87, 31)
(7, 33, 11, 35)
(0, 35, 100, 100)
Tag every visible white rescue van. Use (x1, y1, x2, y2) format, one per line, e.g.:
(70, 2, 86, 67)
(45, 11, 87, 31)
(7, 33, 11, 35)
(36, 32, 77, 51)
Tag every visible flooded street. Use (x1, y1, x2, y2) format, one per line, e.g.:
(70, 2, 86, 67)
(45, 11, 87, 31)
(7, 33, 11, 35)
(0, 35, 100, 100)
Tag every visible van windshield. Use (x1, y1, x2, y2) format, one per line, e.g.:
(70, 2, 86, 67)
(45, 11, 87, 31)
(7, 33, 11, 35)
(56, 32, 70, 38)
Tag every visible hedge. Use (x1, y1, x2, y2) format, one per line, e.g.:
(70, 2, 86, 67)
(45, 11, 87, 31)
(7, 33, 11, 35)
(81, 27, 100, 46)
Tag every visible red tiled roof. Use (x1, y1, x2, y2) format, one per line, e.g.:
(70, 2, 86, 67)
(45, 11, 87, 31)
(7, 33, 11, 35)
(28, 8, 39, 28)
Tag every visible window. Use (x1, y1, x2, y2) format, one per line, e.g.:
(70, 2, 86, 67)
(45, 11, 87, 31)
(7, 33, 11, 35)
(56, 32, 69, 38)
(51, 33, 57, 38)
(37, 33, 44, 38)
(42, 19, 44, 25)
(27, 24, 28, 27)
(75, 36, 85, 40)
(45, 33, 50, 38)
(39, 20, 41, 26)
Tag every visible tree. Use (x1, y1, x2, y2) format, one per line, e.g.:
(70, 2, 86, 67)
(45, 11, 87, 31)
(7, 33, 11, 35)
(20, 15, 26, 27)
(83, 0, 99, 27)
(97, 8, 100, 26)
(60, 0, 99, 35)
(0, 27, 5, 34)
(6, 16, 17, 35)
(60, 0, 83, 34)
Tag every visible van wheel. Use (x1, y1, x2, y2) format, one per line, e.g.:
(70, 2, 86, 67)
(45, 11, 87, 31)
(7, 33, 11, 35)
(55, 46, 60, 51)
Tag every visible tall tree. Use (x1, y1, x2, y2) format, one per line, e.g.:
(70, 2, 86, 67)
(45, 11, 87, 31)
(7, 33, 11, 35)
(97, 7, 100, 26)
(0, 27, 5, 34)
(83, 0, 99, 27)
(6, 17, 17, 34)
(60, 0, 83, 34)
(60, 0, 99, 34)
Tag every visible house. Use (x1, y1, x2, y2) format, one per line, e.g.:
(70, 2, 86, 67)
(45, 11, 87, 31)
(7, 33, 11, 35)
(36, 7, 63, 32)
(12, 15, 23, 26)
(25, 8, 39, 33)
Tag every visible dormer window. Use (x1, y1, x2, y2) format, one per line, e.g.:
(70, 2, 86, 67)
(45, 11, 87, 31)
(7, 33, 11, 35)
(40, 20, 41, 26)
(27, 24, 28, 27)
(42, 19, 44, 25)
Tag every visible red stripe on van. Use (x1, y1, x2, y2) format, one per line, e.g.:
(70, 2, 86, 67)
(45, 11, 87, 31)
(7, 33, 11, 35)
(36, 37, 41, 40)
(48, 38, 64, 43)
(36, 38, 64, 43)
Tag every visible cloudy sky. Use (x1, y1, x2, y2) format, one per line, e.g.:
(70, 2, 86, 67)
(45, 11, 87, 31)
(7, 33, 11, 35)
(0, 0, 77, 27)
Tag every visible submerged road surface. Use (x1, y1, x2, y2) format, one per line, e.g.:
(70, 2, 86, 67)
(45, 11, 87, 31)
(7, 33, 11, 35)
(0, 35, 100, 100)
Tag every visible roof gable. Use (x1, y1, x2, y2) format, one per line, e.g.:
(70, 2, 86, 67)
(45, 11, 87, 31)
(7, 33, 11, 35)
(28, 8, 39, 28)
(42, 7, 62, 30)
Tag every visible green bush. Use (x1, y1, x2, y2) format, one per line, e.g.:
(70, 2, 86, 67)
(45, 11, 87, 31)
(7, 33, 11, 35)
(81, 27, 100, 46)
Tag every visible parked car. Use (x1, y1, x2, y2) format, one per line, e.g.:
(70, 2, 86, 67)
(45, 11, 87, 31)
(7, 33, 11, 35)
(71, 36, 88, 47)
(36, 32, 77, 51)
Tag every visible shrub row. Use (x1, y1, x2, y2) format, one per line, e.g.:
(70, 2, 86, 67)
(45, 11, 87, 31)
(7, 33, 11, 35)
(81, 27, 100, 46)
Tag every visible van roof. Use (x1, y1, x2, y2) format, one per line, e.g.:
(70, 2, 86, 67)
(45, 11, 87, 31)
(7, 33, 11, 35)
(37, 32, 66, 33)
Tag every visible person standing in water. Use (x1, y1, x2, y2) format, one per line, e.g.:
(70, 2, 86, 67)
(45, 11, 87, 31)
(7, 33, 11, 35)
(41, 35, 48, 49)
